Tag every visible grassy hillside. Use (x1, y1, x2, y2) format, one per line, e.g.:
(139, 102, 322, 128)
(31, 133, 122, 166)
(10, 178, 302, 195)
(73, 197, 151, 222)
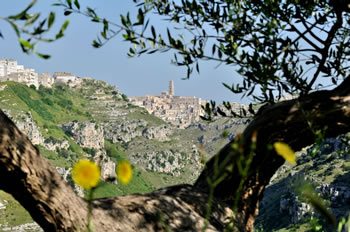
(0, 81, 190, 228)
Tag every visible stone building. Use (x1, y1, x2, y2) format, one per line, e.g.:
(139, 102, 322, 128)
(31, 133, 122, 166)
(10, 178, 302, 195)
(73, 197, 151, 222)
(0, 59, 18, 76)
(169, 80, 174, 96)
(38, 73, 55, 88)
(4, 68, 39, 89)
(0, 59, 85, 89)
(130, 81, 204, 128)
(53, 72, 82, 87)
(0, 59, 40, 88)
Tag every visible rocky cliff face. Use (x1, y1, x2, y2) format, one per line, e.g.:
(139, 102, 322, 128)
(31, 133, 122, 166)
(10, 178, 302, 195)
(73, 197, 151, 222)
(131, 150, 193, 176)
(4, 111, 44, 145)
(62, 121, 105, 150)
(103, 120, 173, 143)
(256, 134, 350, 231)
(0, 223, 43, 232)
(142, 125, 172, 141)
(2, 111, 117, 189)
(15, 112, 44, 145)
(62, 121, 117, 181)
(103, 119, 147, 143)
(44, 137, 69, 151)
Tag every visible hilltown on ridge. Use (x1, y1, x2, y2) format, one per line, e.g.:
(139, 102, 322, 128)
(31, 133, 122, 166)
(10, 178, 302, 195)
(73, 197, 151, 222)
(130, 80, 205, 128)
(0, 59, 83, 89)
(0, 59, 207, 127)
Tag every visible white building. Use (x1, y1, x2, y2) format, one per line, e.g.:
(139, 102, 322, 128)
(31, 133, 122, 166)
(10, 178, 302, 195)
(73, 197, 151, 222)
(38, 73, 55, 88)
(53, 72, 82, 87)
(6, 68, 39, 89)
(0, 59, 25, 78)
(0, 59, 40, 89)
(0, 59, 18, 77)
(17, 65, 24, 72)
(0, 65, 5, 77)
(5, 59, 18, 75)
(0, 59, 84, 90)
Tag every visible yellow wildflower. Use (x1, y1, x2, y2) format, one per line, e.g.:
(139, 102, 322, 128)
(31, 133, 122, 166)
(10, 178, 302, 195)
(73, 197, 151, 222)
(117, 160, 133, 185)
(273, 142, 297, 165)
(72, 159, 100, 190)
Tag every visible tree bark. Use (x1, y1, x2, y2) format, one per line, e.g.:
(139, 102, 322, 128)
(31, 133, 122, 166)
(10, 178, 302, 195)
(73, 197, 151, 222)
(0, 78, 349, 231)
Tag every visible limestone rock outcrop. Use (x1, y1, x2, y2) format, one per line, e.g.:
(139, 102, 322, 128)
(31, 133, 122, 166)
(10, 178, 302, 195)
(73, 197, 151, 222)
(279, 193, 313, 223)
(62, 121, 104, 150)
(100, 159, 116, 180)
(0, 222, 43, 232)
(44, 137, 69, 151)
(142, 125, 172, 141)
(10, 112, 44, 145)
(62, 121, 116, 182)
(131, 149, 200, 177)
(103, 120, 147, 143)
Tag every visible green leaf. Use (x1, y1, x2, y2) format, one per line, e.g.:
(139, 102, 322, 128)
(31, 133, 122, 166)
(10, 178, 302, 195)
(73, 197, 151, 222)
(61, 20, 70, 31)
(92, 40, 101, 48)
(135, 8, 144, 25)
(8, 0, 37, 20)
(86, 7, 97, 18)
(141, 19, 149, 35)
(24, 13, 40, 26)
(195, 62, 200, 73)
(36, 52, 51, 59)
(66, 0, 72, 8)
(167, 28, 174, 45)
(8, 21, 20, 37)
(151, 26, 156, 39)
(32, 20, 46, 35)
(103, 18, 109, 37)
(55, 32, 63, 39)
(121, 15, 127, 27)
(52, 3, 65, 7)
(48, 12, 55, 28)
(19, 38, 33, 51)
(56, 21, 69, 39)
(122, 33, 129, 40)
(64, 10, 72, 16)
(74, 0, 80, 9)
(101, 31, 107, 39)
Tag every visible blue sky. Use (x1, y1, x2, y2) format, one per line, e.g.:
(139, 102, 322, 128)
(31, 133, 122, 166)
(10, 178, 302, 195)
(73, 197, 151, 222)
(0, 1, 244, 103)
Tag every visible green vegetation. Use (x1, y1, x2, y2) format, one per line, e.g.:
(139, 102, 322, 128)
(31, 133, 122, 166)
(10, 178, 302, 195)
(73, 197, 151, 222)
(102, 139, 197, 196)
(0, 81, 182, 227)
(126, 109, 165, 126)
(0, 82, 91, 138)
(0, 191, 33, 227)
(102, 140, 158, 195)
(105, 140, 127, 162)
(38, 146, 71, 168)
